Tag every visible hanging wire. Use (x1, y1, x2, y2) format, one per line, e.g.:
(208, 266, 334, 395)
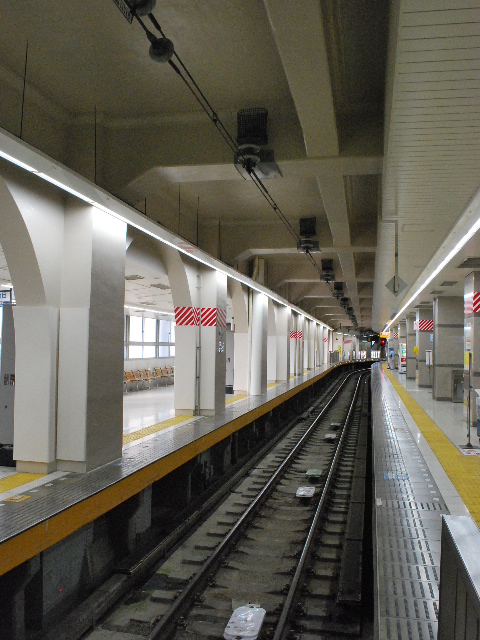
(124, 2, 329, 287)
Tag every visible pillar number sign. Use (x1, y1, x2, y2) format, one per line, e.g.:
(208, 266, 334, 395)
(0, 290, 11, 304)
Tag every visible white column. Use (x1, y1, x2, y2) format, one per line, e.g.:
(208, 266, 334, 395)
(56, 203, 126, 472)
(231, 283, 249, 394)
(199, 269, 227, 415)
(267, 299, 277, 383)
(297, 315, 304, 374)
(249, 290, 268, 395)
(275, 305, 291, 382)
(14, 306, 59, 472)
(307, 320, 315, 369)
(290, 314, 297, 377)
(165, 254, 198, 416)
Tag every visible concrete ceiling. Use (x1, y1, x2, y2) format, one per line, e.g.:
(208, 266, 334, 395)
(0, 1, 479, 332)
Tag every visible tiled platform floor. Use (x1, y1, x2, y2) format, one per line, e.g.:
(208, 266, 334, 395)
(372, 362, 478, 640)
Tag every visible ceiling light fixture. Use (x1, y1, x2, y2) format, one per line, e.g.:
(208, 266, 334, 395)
(385, 192, 480, 330)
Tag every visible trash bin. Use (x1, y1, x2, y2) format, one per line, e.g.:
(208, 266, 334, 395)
(451, 370, 464, 403)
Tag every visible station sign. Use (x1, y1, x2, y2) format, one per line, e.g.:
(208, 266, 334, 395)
(0, 290, 11, 305)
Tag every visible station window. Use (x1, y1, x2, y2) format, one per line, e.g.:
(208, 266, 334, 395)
(125, 314, 175, 360)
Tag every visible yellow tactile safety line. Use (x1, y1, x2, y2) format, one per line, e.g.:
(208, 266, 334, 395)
(0, 473, 44, 494)
(123, 416, 189, 446)
(0, 365, 338, 577)
(226, 394, 247, 405)
(267, 383, 279, 389)
(383, 364, 480, 526)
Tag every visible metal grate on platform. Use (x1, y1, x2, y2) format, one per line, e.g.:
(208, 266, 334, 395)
(372, 365, 447, 640)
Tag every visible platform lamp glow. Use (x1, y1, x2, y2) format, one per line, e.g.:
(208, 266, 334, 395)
(384, 187, 480, 331)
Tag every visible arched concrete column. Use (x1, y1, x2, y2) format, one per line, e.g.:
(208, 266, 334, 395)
(56, 201, 126, 472)
(0, 170, 127, 473)
(198, 267, 227, 415)
(229, 280, 248, 394)
(267, 299, 277, 383)
(290, 313, 297, 376)
(249, 290, 268, 396)
(0, 173, 62, 473)
(306, 319, 315, 369)
(274, 304, 290, 382)
(160, 246, 227, 415)
(297, 315, 305, 374)
(416, 307, 433, 388)
(158, 245, 197, 414)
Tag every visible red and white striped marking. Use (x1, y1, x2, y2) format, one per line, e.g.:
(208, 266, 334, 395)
(175, 306, 199, 326)
(217, 308, 227, 329)
(290, 330, 303, 340)
(473, 292, 480, 313)
(175, 307, 227, 328)
(393, 332, 399, 339)
(200, 307, 217, 327)
(414, 319, 433, 331)
(200, 307, 227, 328)
(323, 337, 328, 343)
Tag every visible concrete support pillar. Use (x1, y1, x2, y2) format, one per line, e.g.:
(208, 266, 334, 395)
(160, 246, 197, 415)
(416, 308, 433, 388)
(464, 273, 480, 423)
(406, 315, 416, 379)
(366, 337, 372, 359)
(55, 203, 126, 472)
(394, 327, 399, 368)
(249, 290, 267, 395)
(324, 327, 330, 364)
(307, 320, 315, 369)
(199, 269, 227, 415)
(234, 331, 248, 393)
(290, 315, 297, 376)
(433, 297, 464, 400)
(387, 335, 394, 368)
(267, 299, 277, 383)
(398, 320, 406, 372)
(230, 282, 248, 394)
(303, 320, 309, 370)
(274, 305, 290, 382)
(316, 325, 322, 365)
(0, 302, 15, 451)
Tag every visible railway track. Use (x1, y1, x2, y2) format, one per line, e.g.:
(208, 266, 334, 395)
(85, 369, 371, 640)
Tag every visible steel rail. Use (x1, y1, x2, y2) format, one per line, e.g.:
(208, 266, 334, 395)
(147, 370, 363, 639)
(272, 372, 367, 640)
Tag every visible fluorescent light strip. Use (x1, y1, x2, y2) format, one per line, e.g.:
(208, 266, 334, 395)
(0, 129, 333, 331)
(124, 305, 174, 315)
(37, 173, 96, 204)
(0, 149, 38, 174)
(385, 213, 480, 330)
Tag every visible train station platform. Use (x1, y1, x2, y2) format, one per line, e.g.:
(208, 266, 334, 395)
(372, 362, 480, 639)
(0, 361, 349, 578)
